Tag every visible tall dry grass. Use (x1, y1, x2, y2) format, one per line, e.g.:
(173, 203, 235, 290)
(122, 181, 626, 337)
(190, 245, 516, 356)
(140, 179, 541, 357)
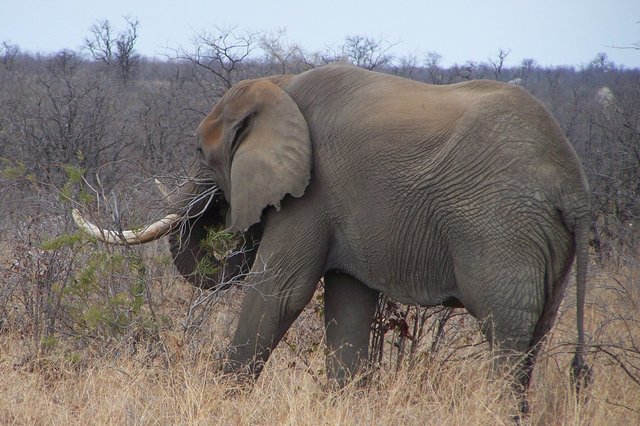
(1, 254, 639, 425)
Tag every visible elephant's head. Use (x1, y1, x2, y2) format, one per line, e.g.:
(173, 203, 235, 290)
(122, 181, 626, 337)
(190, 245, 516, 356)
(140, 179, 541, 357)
(196, 76, 312, 232)
(72, 75, 312, 290)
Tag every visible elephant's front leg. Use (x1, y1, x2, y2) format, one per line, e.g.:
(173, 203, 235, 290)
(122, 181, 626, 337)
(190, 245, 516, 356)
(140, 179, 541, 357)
(222, 196, 329, 379)
(224, 271, 319, 378)
(324, 271, 379, 386)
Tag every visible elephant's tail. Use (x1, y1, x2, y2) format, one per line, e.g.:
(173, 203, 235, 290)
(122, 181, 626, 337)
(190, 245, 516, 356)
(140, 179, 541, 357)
(571, 215, 592, 392)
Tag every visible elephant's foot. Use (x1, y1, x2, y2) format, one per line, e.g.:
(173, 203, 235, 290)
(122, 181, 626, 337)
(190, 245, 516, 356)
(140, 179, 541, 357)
(571, 354, 593, 399)
(223, 350, 266, 381)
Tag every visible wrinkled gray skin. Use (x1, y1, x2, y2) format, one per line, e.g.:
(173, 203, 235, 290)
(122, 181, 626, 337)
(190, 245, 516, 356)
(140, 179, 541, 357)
(171, 64, 590, 398)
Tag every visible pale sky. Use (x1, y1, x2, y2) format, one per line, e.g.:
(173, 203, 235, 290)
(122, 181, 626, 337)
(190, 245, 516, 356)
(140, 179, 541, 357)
(2, 0, 639, 68)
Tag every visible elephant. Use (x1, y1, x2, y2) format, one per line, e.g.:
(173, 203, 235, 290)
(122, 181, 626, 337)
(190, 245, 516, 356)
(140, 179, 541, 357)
(73, 64, 591, 402)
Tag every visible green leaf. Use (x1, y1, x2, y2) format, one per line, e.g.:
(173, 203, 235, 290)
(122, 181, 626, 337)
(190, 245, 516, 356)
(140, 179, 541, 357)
(40, 231, 83, 251)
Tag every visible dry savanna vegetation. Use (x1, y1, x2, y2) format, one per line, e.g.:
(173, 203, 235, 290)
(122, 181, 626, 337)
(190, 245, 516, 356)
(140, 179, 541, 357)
(1, 22, 639, 425)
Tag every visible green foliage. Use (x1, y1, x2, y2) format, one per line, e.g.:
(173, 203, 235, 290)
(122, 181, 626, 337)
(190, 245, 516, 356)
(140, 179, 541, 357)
(60, 164, 88, 204)
(40, 231, 85, 251)
(33, 225, 158, 341)
(193, 226, 241, 277)
(64, 164, 85, 183)
(5, 162, 163, 347)
(200, 226, 239, 261)
(194, 256, 220, 277)
(83, 305, 108, 330)
(1, 159, 26, 179)
(1, 158, 37, 185)
(65, 251, 152, 334)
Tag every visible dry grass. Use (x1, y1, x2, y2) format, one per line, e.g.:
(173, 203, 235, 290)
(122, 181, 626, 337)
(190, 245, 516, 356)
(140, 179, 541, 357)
(1, 259, 639, 425)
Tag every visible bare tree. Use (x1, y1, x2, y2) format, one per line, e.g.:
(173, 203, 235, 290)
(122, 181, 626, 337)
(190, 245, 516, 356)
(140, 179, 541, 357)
(1, 41, 19, 69)
(450, 60, 479, 81)
(340, 35, 395, 70)
(260, 29, 315, 75)
(393, 52, 419, 80)
(85, 17, 140, 81)
(519, 58, 537, 86)
(488, 48, 511, 81)
(173, 26, 258, 90)
(115, 16, 140, 81)
(589, 52, 616, 72)
(85, 19, 115, 65)
(425, 51, 444, 84)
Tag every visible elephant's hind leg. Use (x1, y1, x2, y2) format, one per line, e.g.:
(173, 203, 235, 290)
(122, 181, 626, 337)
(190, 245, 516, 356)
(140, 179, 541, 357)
(455, 252, 550, 412)
(324, 271, 379, 386)
(487, 249, 575, 411)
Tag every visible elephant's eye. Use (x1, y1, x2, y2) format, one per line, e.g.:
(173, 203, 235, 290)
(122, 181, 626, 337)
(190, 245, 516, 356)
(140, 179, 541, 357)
(196, 145, 206, 161)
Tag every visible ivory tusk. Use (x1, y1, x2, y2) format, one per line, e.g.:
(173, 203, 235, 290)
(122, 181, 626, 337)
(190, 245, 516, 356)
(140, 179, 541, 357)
(72, 209, 180, 245)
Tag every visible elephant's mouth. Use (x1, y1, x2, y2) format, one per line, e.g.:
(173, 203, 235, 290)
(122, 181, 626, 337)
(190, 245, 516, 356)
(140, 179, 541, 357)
(168, 181, 239, 289)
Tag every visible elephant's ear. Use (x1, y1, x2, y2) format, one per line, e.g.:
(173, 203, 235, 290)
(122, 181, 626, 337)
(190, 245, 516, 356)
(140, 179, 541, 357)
(227, 80, 311, 232)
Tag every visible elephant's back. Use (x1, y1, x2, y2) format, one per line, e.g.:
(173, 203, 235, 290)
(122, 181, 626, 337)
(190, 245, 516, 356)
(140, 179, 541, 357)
(290, 63, 589, 229)
(442, 83, 589, 214)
